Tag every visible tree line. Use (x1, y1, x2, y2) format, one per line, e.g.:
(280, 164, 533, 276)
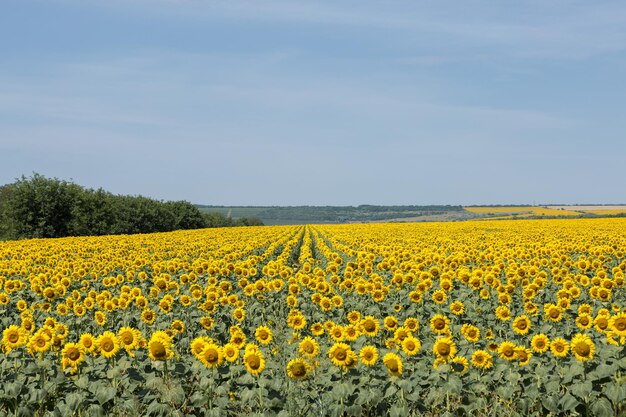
(0, 174, 262, 240)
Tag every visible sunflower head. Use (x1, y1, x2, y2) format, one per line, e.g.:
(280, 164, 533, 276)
(286, 358, 310, 380)
(383, 352, 403, 376)
(433, 337, 457, 360)
(359, 345, 378, 366)
(571, 333, 595, 362)
(97, 332, 120, 359)
(199, 344, 223, 368)
(244, 350, 266, 375)
(471, 350, 492, 369)
(550, 338, 569, 358)
(530, 334, 550, 354)
(401, 336, 421, 356)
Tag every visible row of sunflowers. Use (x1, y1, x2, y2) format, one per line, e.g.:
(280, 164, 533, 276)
(1, 219, 626, 416)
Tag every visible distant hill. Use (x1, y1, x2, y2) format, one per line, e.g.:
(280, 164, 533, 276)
(195, 205, 467, 225)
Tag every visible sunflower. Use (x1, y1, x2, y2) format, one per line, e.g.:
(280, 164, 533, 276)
(450, 356, 469, 374)
(94, 311, 107, 326)
(383, 352, 403, 376)
(360, 316, 380, 337)
(429, 314, 450, 335)
(2, 325, 26, 354)
(495, 306, 511, 321)
(449, 301, 464, 315)
(594, 315, 610, 333)
(433, 337, 457, 361)
(190, 337, 209, 358)
(245, 343, 260, 354)
(311, 322, 325, 336)
(570, 333, 595, 362)
(432, 289, 447, 305)
(393, 327, 411, 343)
(347, 310, 361, 324)
(171, 320, 185, 334)
(516, 347, 532, 366)
(330, 326, 345, 342)
(223, 343, 239, 362)
(61, 342, 85, 373)
(320, 297, 332, 312)
(233, 308, 246, 321)
(230, 331, 246, 349)
(118, 327, 141, 354)
(385, 338, 396, 350)
(255, 326, 273, 345)
(497, 341, 518, 361)
(433, 357, 447, 370)
(471, 350, 492, 369)
(530, 334, 550, 354)
(244, 350, 265, 375)
(512, 315, 531, 336)
(461, 324, 480, 343)
(545, 305, 563, 322)
(199, 344, 223, 368)
(409, 290, 423, 303)
(383, 316, 398, 331)
(299, 337, 320, 357)
(148, 331, 173, 361)
(28, 331, 51, 356)
(328, 343, 354, 368)
(359, 345, 378, 366)
(578, 303, 593, 315)
(403, 317, 419, 333)
(97, 332, 120, 359)
(290, 315, 306, 331)
(344, 325, 359, 341)
(550, 338, 569, 358)
(401, 336, 421, 356)
(286, 358, 310, 380)
(141, 309, 157, 325)
(575, 313, 593, 330)
(609, 312, 626, 337)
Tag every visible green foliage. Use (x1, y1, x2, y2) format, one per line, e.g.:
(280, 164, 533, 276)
(0, 174, 220, 240)
(197, 205, 465, 225)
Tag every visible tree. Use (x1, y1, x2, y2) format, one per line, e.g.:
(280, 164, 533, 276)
(5, 174, 78, 238)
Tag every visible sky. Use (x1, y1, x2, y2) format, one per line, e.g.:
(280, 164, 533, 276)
(1, 0, 626, 206)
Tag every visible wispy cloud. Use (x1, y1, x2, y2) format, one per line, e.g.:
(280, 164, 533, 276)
(64, 0, 626, 60)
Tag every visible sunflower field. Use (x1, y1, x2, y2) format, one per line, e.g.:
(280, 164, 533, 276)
(1, 219, 626, 416)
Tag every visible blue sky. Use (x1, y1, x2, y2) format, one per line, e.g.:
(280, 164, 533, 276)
(1, 0, 626, 205)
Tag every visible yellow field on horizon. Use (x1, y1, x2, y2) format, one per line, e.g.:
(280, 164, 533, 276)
(465, 206, 581, 217)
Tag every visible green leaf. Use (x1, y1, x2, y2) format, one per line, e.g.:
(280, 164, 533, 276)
(66, 392, 84, 414)
(595, 363, 616, 380)
(384, 384, 398, 398)
(5, 382, 23, 398)
(86, 404, 105, 417)
(517, 398, 530, 415)
(544, 379, 560, 393)
(345, 404, 363, 417)
(240, 388, 256, 404)
(496, 386, 514, 401)
(559, 393, 578, 411)
(74, 376, 89, 390)
(446, 374, 462, 395)
(563, 362, 584, 384)
(191, 392, 206, 407)
(590, 397, 613, 417)
(389, 405, 409, 417)
(605, 383, 626, 406)
(95, 386, 117, 406)
(542, 395, 559, 414)
(571, 381, 592, 399)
